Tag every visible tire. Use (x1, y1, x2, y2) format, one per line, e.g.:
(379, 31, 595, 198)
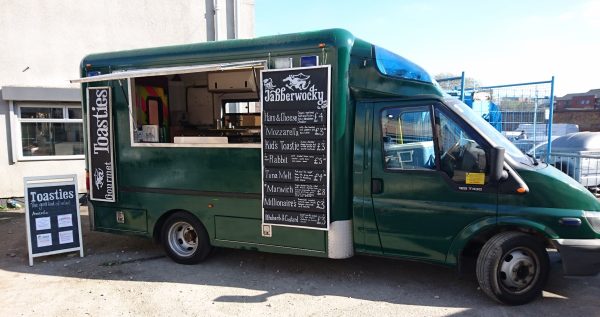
(161, 211, 211, 265)
(476, 232, 549, 305)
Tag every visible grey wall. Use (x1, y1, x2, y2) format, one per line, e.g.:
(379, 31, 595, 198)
(0, 0, 255, 198)
(0, 0, 255, 88)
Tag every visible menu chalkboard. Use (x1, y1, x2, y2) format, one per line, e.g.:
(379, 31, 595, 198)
(261, 66, 330, 230)
(24, 175, 84, 266)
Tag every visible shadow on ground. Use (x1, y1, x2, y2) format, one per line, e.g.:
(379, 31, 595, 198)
(1, 210, 599, 315)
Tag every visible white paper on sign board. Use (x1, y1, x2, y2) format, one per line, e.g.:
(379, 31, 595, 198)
(57, 214, 73, 228)
(36, 233, 52, 247)
(58, 230, 74, 244)
(35, 217, 51, 231)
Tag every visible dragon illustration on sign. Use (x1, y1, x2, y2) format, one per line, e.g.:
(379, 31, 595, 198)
(94, 168, 105, 190)
(283, 73, 311, 91)
(263, 78, 276, 90)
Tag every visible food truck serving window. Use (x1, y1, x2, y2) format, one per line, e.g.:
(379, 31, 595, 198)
(374, 46, 433, 83)
(72, 62, 265, 148)
(130, 67, 262, 147)
(126, 65, 264, 148)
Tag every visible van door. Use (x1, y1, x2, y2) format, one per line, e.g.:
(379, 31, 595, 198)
(369, 100, 497, 263)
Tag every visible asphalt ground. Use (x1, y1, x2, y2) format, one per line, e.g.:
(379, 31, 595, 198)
(0, 208, 598, 316)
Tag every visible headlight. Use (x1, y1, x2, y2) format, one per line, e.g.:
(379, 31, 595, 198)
(584, 211, 600, 233)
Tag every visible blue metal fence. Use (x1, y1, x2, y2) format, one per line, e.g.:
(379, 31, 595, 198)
(438, 74, 556, 160)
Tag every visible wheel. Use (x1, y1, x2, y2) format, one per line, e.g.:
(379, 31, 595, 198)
(476, 232, 549, 305)
(161, 212, 211, 264)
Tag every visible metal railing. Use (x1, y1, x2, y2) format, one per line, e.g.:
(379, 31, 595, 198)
(544, 152, 600, 191)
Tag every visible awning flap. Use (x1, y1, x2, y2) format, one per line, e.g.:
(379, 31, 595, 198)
(70, 61, 265, 84)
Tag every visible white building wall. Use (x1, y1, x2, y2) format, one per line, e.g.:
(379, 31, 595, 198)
(0, 0, 255, 198)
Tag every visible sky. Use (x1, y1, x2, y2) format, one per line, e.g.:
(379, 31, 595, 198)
(256, 0, 600, 96)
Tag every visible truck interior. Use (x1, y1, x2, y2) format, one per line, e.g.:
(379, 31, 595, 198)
(129, 65, 264, 146)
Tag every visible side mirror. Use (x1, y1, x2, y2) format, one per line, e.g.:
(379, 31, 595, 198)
(490, 147, 508, 182)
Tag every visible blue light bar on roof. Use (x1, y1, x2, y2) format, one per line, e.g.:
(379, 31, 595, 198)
(374, 46, 432, 83)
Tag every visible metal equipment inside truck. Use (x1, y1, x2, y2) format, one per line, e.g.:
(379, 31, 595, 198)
(72, 29, 600, 305)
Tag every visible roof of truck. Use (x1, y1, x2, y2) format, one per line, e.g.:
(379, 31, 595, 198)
(81, 28, 358, 70)
(78, 28, 442, 98)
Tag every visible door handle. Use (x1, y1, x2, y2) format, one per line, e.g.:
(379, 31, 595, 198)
(372, 178, 384, 194)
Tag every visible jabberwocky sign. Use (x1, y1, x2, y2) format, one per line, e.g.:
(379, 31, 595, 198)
(261, 65, 331, 230)
(87, 87, 115, 202)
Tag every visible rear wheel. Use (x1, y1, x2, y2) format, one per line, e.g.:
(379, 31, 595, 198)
(161, 212, 211, 264)
(476, 232, 549, 305)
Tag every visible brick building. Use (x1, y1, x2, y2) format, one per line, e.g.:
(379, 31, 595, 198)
(555, 89, 600, 111)
(553, 89, 600, 132)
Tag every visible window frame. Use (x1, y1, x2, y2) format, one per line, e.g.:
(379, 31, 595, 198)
(379, 105, 437, 172)
(432, 103, 493, 184)
(14, 102, 84, 161)
(377, 102, 494, 182)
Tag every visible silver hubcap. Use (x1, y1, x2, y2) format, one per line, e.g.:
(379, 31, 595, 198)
(167, 221, 198, 257)
(498, 247, 538, 293)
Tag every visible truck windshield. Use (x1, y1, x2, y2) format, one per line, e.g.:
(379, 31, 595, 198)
(443, 97, 528, 163)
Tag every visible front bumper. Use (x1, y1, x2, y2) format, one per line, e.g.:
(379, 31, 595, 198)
(553, 239, 600, 276)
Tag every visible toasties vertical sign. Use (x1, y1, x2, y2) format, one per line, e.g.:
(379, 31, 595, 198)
(261, 66, 331, 230)
(87, 87, 115, 202)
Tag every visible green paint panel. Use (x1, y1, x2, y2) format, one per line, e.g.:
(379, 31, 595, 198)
(214, 216, 326, 251)
(95, 207, 147, 233)
(214, 240, 327, 258)
(498, 164, 600, 239)
(502, 164, 600, 210)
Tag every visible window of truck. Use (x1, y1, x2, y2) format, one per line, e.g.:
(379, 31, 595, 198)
(128, 65, 264, 147)
(374, 46, 433, 83)
(380, 104, 489, 184)
(443, 97, 528, 164)
(381, 107, 435, 170)
(435, 109, 488, 183)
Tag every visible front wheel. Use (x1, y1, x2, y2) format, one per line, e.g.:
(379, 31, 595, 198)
(161, 212, 211, 264)
(476, 232, 549, 305)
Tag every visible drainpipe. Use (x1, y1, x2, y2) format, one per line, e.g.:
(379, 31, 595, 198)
(213, 0, 221, 41)
(234, 0, 240, 39)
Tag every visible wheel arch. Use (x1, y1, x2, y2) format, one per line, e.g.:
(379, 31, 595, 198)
(152, 209, 209, 243)
(447, 216, 557, 271)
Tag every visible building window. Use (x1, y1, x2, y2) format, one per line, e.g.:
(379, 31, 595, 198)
(17, 103, 84, 158)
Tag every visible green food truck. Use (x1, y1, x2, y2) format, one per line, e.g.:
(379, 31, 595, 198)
(72, 29, 600, 305)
